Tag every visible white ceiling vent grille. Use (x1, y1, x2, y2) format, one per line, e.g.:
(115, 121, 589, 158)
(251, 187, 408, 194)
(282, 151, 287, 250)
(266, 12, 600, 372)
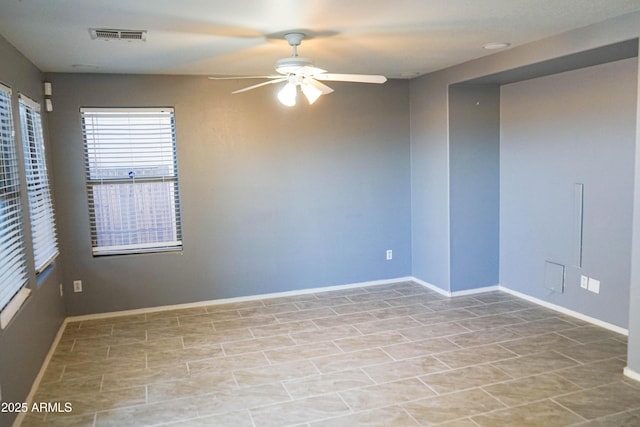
(90, 28, 147, 41)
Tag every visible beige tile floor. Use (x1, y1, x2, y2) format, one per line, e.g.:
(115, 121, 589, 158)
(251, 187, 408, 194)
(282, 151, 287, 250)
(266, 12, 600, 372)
(19, 281, 640, 426)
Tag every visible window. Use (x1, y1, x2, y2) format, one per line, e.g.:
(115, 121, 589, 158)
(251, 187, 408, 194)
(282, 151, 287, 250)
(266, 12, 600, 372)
(81, 108, 182, 256)
(19, 94, 59, 273)
(0, 83, 29, 328)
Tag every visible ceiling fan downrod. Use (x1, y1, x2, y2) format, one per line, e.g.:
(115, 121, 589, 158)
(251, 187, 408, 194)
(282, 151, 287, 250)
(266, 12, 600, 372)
(284, 32, 305, 57)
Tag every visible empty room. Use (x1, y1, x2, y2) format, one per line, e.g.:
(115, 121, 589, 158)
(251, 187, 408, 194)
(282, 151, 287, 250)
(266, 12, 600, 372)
(2, 1, 640, 426)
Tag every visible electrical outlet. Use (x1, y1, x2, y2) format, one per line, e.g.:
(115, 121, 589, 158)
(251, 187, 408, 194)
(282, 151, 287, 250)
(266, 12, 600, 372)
(580, 275, 589, 289)
(73, 280, 83, 293)
(588, 278, 600, 294)
(59, 283, 64, 296)
(386, 250, 393, 260)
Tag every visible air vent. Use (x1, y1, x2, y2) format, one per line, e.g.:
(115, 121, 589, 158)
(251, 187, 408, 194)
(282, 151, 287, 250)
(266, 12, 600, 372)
(90, 28, 147, 41)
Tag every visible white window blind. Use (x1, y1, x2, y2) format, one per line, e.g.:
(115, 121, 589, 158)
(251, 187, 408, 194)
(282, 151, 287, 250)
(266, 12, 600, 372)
(80, 107, 182, 255)
(0, 83, 29, 314)
(19, 94, 59, 273)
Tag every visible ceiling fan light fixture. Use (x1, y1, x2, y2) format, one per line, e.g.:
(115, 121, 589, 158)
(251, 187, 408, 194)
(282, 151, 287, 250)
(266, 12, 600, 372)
(301, 82, 322, 104)
(277, 82, 297, 106)
(211, 31, 386, 106)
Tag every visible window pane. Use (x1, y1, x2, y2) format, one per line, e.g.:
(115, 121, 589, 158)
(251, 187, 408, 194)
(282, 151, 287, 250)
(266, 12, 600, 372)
(81, 108, 182, 255)
(89, 181, 179, 250)
(0, 84, 29, 313)
(19, 94, 59, 272)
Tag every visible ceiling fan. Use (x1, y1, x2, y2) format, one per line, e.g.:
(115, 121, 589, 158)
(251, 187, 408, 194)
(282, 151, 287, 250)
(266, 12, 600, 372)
(209, 32, 387, 106)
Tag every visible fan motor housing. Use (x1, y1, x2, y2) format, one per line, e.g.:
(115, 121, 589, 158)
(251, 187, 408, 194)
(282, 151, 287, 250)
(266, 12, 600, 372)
(275, 57, 313, 74)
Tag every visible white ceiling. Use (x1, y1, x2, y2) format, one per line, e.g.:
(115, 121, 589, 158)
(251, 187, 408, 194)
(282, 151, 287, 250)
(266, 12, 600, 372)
(1, 0, 639, 79)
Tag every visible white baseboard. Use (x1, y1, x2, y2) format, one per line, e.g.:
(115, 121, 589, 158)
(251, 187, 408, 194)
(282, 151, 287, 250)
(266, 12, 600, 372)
(69, 276, 627, 341)
(67, 276, 416, 322)
(499, 286, 628, 336)
(410, 276, 500, 297)
(450, 285, 501, 297)
(64, 276, 627, 338)
(409, 277, 451, 297)
(410, 276, 628, 336)
(12, 317, 69, 427)
(624, 367, 640, 383)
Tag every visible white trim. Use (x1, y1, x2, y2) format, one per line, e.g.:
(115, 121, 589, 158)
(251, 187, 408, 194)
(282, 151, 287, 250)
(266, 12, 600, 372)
(61, 277, 630, 335)
(624, 367, 640, 383)
(0, 287, 31, 329)
(67, 276, 416, 322)
(450, 284, 501, 297)
(410, 276, 500, 297)
(80, 106, 174, 113)
(11, 317, 68, 427)
(499, 285, 628, 336)
(410, 276, 628, 336)
(92, 241, 182, 255)
(410, 277, 451, 297)
(0, 82, 11, 94)
(18, 93, 41, 112)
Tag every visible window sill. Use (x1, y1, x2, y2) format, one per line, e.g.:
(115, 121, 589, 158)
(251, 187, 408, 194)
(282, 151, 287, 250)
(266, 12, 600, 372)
(92, 243, 183, 257)
(0, 287, 31, 330)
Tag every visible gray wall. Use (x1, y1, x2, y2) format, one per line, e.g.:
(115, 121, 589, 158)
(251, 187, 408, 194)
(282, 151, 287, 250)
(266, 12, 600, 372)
(410, 74, 452, 291)
(628, 49, 640, 375)
(449, 85, 500, 292)
(410, 12, 640, 295)
(47, 73, 412, 315)
(0, 35, 66, 427)
(500, 58, 637, 327)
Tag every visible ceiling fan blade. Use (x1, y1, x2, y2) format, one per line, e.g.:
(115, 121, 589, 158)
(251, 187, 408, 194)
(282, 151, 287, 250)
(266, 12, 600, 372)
(209, 75, 282, 80)
(305, 78, 334, 94)
(314, 73, 387, 84)
(232, 78, 286, 94)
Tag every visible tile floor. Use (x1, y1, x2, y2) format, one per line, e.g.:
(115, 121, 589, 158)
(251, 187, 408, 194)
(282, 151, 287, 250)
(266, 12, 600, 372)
(19, 281, 640, 426)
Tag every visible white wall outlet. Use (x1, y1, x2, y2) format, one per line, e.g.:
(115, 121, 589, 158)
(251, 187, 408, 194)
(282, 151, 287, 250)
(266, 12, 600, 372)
(73, 280, 83, 293)
(386, 250, 393, 260)
(580, 275, 589, 289)
(588, 277, 600, 294)
(59, 283, 64, 296)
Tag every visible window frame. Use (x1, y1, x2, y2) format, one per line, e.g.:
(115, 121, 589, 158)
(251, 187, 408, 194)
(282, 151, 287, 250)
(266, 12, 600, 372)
(80, 107, 183, 256)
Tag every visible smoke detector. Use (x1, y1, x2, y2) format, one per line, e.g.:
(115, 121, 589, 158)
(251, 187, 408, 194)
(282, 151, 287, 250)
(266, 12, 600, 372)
(90, 28, 147, 41)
